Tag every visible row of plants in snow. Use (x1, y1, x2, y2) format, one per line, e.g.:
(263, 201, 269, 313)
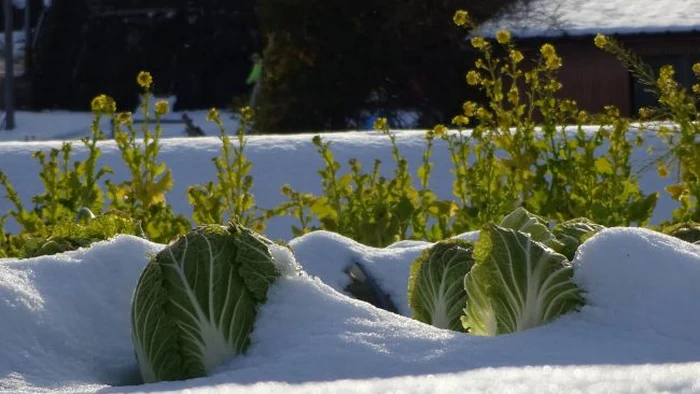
(1, 10, 700, 258)
(130, 205, 700, 383)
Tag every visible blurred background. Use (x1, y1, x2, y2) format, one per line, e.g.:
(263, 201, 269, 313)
(1, 0, 699, 133)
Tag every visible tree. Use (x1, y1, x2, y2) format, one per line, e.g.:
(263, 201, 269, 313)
(256, 0, 517, 133)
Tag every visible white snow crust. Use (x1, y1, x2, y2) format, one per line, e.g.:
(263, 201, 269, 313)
(0, 229, 699, 393)
(478, 0, 700, 38)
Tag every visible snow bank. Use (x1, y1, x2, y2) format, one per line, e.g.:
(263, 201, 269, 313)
(574, 227, 700, 343)
(0, 236, 163, 393)
(478, 0, 700, 38)
(1, 228, 699, 393)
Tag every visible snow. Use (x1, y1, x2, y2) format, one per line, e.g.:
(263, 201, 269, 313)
(1, 228, 700, 393)
(478, 0, 700, 38)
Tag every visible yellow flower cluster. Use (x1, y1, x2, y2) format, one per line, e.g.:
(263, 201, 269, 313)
(206, 107, 220, 122)
(496, 30, 511, 44)
(509, 50, 524, 64)
(117, 111, 133, 125)
(155, 100, 169, 116)
(462, 101, 476, 116)
(638, 107, 652, 119)
(693, 63, 700, 77)
(451, 116, 469, 127)
(373, 117, 388, 131)
(240, 106, 255, 122)
(594, 33, 608, 49)
(137, 71, 153, 89)
(470, 37, 488, 50)
(91, 94, 116, 114)
(466, 70, 480, 86)
(507, 86, 519, 104)
(432, 124, 448, 137)
(453, 10, 468, 27)
(540, 43, 562, 70)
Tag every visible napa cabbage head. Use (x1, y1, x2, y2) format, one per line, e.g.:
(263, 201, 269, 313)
(130, 222, 280, 383)
(408, 239, 474, 331)
(462, 224, 583, 336)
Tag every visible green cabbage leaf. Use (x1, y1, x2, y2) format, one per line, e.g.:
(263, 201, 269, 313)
(131, 223, 279, 383)
(407, 239, 474, 331)
(462, 224, 583, 336)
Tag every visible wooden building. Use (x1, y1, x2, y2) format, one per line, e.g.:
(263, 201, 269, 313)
(479, 0, 700, 116)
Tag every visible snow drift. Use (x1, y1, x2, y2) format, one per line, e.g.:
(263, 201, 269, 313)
(0, 228, 699, 393)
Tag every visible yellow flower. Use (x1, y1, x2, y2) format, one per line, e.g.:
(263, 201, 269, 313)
(507, 86, 519, 104)
(548, 80, 563, 91)
(137, 71, 153, 89)
(665, 184, 686, 200)
(373, 117, 388, 131)
(453, 10, 468, 27)
(240, 106, 254, 122)
(155, 100, 169, 116)
(540, 43, 556, 58)
(451, 116, 469, 127)
(577, 110, 588, 124)
(206, 108, 220, 122)
(462, 101, 477, 116)
(594, 33, 608, 49)
(466, 70, 480, 86)
(90, 94, 116, 114)
(546, 55, 562, 70)
(90, 94, 107, 113)
(657, 163, 669, 178)
(693, 84, 700, 94)
(693, 63, 700, 77)
(476, 107, 491, 120)
(470, 37, 488, 50)
(433, 124, 448, 137)
(496, 30, 511, 44)
(117, 111, 132, 124)
(104, 96, 117, 114)
(638, 107, 652, 119)
(659, 65, 674, 79)
(509, 50, 524, 64)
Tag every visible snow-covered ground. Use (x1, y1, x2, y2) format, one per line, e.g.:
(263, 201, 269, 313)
(0, 228, 699, 393)
(1, 113, 698, 393)
(478, 0, 700, 38)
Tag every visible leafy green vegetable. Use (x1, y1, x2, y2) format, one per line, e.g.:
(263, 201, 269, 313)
(499, 207, 563, 252)
(21, 212, 141, 258)
(408, 239, 474, 331)
(661, 221, 700, 244)
(131, 223, 279, 383)
(552, 218, 606, 260)
(462, 224, 583, 336)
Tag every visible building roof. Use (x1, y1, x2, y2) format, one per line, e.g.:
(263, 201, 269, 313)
(478, 0, 700, 38)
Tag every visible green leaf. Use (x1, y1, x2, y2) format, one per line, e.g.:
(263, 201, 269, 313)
(499, 207, 563, 252)
(131, 223, 280, 383)
(462, 224, 583, 336)
(408, 240, 474, 331)
(552, 218, 606, 260)
(594, 157, 613, 174)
